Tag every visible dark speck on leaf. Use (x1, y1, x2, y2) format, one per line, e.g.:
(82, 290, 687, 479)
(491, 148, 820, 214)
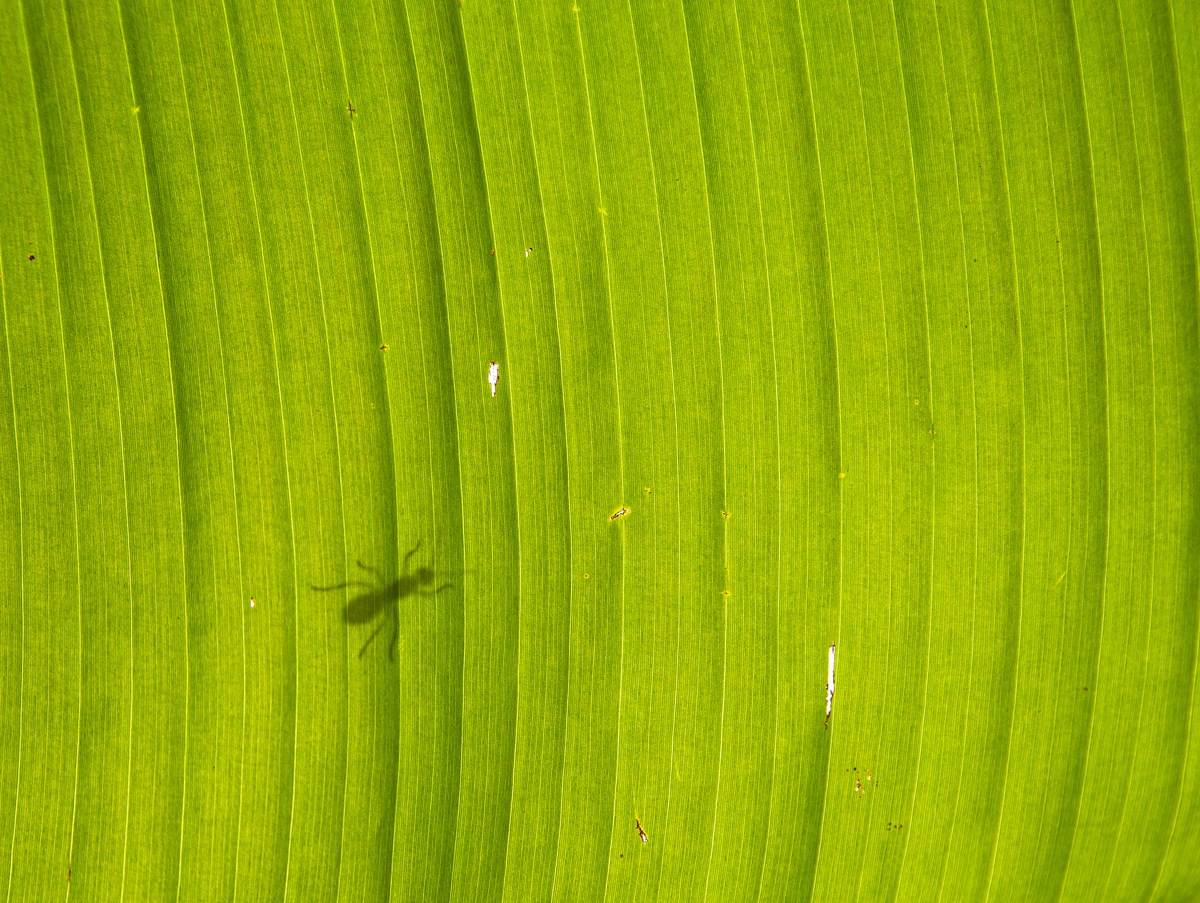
(28, 254, 34, 260)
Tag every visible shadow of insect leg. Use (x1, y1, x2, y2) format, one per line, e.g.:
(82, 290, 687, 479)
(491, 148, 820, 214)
(387, 608, 400, 661)
(358, 607, 401, 660)
(419, 582, 454, 597)
(358, 618, 387, 658)
(355, 560, 383, 579)
(313, 579, 374, 592)
(401, 540, 422, 574)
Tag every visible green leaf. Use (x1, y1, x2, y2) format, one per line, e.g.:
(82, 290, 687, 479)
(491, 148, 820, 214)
(1, 0, 1198, 900)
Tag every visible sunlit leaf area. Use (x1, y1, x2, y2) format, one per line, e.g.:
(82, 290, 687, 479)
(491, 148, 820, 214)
(1, 0, 1199, 900)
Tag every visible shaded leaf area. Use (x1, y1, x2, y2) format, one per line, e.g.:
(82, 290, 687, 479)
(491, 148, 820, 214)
(0, 0, 1197, 901)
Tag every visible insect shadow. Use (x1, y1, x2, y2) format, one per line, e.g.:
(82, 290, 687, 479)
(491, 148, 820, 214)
(311, 540, 454, 660)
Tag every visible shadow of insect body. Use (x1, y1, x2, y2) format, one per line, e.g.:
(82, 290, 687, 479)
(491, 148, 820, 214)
(312, 541, 452, 660)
